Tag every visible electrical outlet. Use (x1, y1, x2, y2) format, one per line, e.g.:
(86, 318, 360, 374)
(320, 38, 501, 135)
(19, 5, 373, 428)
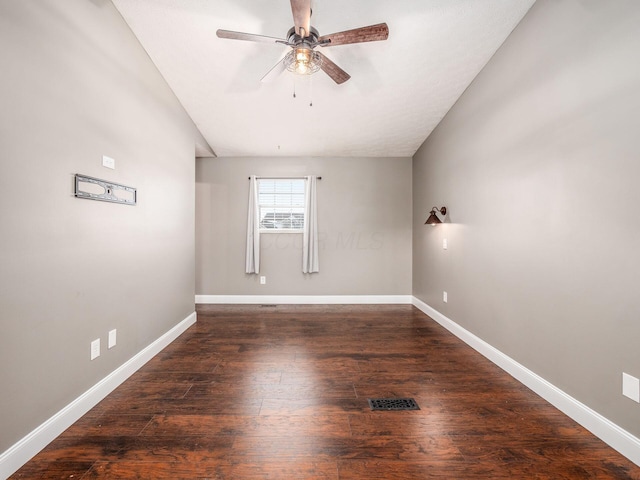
(90, 339, 100, 360)
(623, 373, 640, 402)
(260, 276, 266, 285)
(443, 291, 448, 303)
(108, 329, 117, 349)
(102, 155, 115, 169)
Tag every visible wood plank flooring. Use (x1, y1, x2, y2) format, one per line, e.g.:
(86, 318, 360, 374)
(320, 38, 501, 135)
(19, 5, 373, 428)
(11, 305, 640, 479)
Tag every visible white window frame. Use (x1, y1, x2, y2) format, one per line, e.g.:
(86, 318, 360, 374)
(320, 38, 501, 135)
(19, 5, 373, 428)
(257, 178, 306, 233)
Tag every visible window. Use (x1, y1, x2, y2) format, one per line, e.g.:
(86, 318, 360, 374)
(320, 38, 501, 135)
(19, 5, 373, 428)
(258, 178, 305, 231)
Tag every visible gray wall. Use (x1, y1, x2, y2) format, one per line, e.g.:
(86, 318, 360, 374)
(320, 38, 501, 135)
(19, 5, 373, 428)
(413, 0, 640, 437)
(0, 1, 202, 452)
(196, 156, 412, 296)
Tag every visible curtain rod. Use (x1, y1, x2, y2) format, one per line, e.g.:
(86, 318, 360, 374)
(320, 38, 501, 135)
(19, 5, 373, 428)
(248, 176, 322, 180)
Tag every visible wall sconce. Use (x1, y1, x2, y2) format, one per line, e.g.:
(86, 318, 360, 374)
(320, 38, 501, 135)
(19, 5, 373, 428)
(425, 206, 447, 226)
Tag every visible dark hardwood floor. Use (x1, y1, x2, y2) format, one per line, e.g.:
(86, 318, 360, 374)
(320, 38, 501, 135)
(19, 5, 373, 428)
(11, 305, 640, 479)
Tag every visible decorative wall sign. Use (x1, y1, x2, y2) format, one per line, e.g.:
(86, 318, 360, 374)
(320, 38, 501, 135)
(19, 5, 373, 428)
(74, 174, 136, 206)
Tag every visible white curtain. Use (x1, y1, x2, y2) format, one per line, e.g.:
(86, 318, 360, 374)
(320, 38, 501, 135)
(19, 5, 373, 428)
(303, 175, 319, 273)
(245, 175, 260, 274)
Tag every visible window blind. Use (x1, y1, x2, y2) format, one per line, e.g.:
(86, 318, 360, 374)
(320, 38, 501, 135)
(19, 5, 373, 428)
(258, 178, 306, 230)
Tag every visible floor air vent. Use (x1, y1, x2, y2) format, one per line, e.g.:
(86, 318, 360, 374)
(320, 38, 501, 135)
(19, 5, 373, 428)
(368, 398, 420, 411)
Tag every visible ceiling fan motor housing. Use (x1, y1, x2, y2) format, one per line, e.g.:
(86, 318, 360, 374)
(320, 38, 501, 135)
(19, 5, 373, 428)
(286, 26, 319, 45)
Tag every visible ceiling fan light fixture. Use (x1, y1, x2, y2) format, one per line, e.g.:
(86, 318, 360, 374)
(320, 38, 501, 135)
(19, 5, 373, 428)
(284, 47, 322, 75)
(296, 48, 310, 62)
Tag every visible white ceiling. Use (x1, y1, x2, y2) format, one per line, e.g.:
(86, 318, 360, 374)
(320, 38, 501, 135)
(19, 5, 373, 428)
(111, 0, 535, 158)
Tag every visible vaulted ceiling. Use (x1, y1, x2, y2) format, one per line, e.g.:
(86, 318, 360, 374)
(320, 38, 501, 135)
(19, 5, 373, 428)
(111, 0, 536, 157)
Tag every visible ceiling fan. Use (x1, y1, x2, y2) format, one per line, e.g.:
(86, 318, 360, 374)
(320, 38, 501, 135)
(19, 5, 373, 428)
(216, 0, 389, 85)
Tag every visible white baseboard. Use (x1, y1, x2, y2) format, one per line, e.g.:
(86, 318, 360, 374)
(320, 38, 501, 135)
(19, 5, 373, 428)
(0, 312, 197, 480)
(411, 297, 640, 467)
(195, 295, 413, 305)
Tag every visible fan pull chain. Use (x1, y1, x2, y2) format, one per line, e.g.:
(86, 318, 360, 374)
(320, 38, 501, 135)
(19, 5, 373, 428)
(309, 75, 313, 107)
(292, 75, 297, 99)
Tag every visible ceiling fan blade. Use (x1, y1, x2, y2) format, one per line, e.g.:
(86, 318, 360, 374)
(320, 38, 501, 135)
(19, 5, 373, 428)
(317, 52, 350, 85)
(318, 23, 389, 46)
(290, 0, 311, 38)
(216, 29, 285, 44)
(261, 58, 287, 83)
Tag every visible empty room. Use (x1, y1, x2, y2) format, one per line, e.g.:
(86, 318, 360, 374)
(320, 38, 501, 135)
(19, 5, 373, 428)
(1, 0, 640, 478)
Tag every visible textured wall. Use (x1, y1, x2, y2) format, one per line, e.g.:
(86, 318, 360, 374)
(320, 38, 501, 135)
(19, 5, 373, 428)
(0, 0, 201, 452)
(196, 156, 412, 296)
(413, 0, 640, 437)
